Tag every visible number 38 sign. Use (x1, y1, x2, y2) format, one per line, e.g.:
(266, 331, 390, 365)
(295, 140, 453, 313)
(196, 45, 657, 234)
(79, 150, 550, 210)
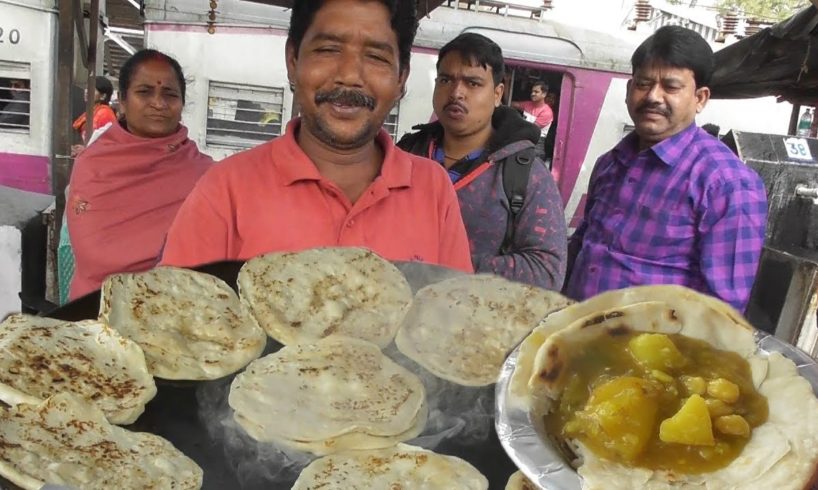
(783, 137, 814, 161)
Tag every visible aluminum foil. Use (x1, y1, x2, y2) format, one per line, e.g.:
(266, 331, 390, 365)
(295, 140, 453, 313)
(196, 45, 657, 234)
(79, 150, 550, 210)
(495, 329, 818, 490)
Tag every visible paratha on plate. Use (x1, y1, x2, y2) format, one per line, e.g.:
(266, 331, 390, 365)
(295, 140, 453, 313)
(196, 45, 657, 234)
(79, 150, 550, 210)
(511, 286, 818, 490)
(228, 336, 426, 454)
(291, 444, 488, 490)
(237, 247, 412, 348)
(0, 314, 156, 425)
(0, 393, 202, 490)
(396, 274, 572, 386)
(99, 267, 267, 380)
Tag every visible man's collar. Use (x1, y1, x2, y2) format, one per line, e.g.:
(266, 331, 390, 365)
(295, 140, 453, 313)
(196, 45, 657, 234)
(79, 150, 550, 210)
(276, 118, 412, 189)
(615, 122, 698, 167)
(650, 123, 698, 166)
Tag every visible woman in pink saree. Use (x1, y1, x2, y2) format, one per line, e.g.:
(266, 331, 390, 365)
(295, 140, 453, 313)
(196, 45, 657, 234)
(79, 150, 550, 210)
(67, 49, 213, 300)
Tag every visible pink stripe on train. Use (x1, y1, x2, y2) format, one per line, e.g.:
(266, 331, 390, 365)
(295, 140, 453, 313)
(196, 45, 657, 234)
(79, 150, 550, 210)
(0, 152, 50, 194)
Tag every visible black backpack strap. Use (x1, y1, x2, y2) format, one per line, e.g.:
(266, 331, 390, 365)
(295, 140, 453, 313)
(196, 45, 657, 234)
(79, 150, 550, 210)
(500, 146, 536, 254)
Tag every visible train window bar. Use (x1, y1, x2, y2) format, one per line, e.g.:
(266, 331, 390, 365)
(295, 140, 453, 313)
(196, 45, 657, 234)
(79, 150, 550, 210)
(383, 104, 401, 141)
(0, 78, 31, 132)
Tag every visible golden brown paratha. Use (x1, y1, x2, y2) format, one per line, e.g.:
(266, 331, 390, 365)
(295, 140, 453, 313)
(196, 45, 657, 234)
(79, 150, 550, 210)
(100, 267, 267, 380)
(228, 336, 426, 455)
(0, 393, 202, 490)
(237, 247, 412, 348)
(0, 314, 156, 424)
(292, 444, 488, 489)
(396, 274, 572, 386)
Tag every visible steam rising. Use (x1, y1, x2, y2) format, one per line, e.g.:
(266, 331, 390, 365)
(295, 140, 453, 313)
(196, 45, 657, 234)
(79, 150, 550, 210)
(195, 343, 496, 487)
(196, 376, 313, 487)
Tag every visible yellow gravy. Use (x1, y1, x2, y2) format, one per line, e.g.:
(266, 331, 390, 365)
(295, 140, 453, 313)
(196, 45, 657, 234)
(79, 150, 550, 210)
(543, 331, 768, 474)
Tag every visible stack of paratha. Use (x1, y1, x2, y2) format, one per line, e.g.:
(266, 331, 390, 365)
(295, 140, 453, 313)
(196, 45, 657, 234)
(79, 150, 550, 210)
(396, 275, 572, 386)
(237, 248, 412, 348)
(292, 444, 488, 489)
(0, 314, 156, 424)
(228, 336, 427, 455)
(99, 267, 267, 380)
(0, 393, 202, 490)
(509, 285, 818, 490)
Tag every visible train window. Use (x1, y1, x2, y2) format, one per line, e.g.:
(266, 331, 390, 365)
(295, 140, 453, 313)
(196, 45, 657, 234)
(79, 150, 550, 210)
(206, 81, 284, 149)
(0, 76, 31, 132)
(383, 104, 400, 141)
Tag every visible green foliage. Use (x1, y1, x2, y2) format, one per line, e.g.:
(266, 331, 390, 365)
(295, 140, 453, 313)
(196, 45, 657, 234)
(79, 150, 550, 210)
(718, 0, 809, 21)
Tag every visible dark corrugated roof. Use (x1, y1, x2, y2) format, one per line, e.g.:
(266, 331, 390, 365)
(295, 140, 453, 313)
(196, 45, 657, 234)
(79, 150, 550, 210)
(710, 5, 818, 105)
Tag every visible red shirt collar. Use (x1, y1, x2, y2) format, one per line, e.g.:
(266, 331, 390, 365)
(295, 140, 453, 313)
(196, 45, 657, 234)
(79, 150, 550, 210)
(274, 118, 412, 189)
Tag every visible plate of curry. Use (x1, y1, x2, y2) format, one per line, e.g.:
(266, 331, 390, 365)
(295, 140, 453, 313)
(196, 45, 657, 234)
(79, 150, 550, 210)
(496, 285, 818, 490)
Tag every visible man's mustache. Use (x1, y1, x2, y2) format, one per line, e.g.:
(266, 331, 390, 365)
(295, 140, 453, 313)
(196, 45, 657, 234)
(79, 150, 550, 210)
(637, 101, 670, 117)
(444, 101, 467, 113)
(315, 89, 375, 110)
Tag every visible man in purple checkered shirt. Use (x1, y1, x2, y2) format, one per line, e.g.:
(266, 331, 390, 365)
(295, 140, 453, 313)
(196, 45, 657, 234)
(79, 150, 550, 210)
(564, 26, 767, 312)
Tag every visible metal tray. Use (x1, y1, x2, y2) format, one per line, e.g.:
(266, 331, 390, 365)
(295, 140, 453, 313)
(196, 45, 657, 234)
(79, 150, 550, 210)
(1, 261, 520, 490)
(494, 330, 818, 490)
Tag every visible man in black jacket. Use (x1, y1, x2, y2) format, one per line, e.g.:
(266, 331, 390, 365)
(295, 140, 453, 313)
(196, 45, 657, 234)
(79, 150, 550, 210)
(398, 33, 567, 290)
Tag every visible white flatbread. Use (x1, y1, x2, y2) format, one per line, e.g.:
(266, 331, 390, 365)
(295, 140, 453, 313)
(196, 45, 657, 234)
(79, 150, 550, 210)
(0, 314, 156, 425)
(237, 247, 412, 348)
(510, 286, 818, 490)
(0, 393, 203, 490)
(291, 444, 488, 490)
(99, 267, 267, 380)
(396, 274, 572, 386)
(228, 336, 426, 454)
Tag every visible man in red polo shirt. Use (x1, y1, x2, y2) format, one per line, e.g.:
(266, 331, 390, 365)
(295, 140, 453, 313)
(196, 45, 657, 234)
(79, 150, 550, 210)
(161, 0, 472, 272)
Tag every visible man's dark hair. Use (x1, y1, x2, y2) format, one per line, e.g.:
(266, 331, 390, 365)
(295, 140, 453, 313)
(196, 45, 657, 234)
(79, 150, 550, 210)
(532, 80, 549, 93)
(631, 25, 714, 88)
(288, 0, 418, 72)
(437, 32, 505, 86)
(119, 49, 186, 104)
(95, 76, 114, 104)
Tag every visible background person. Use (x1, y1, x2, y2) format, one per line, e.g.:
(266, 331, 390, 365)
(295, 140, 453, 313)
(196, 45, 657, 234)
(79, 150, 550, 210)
(399, 33, 566, 290)
(71, 76, 117, 156)
(512, 80, 553, 160)
(564, 26, 767, 312)
(0, 79, 30, 128)
(65, 49, 213, 300)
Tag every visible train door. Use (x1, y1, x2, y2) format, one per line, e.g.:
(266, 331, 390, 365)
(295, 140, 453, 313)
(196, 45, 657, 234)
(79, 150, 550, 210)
(504, 64, 563, 167)
(502, 62, 632, 229)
